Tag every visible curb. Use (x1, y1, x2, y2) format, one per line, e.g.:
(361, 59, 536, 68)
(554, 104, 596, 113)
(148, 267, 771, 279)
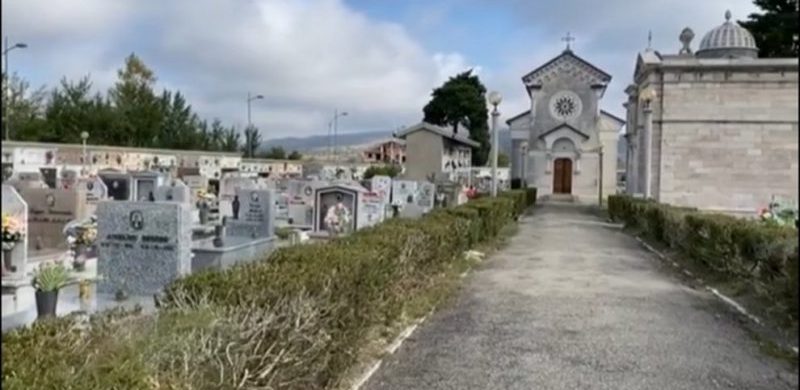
(350, 311, 432, 390)
(635, 236, 799, 356)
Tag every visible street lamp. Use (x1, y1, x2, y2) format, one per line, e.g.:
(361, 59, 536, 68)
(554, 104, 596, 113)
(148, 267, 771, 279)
(3, 37, 28, 141)
(80, 131, 89, 176)
(488, 91, 502, 197)
(329, 110, 348, 164)
(247, 92, 264, 127)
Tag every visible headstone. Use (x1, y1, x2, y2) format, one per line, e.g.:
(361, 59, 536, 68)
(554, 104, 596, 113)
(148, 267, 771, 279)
(154, 179, 191, 204)
(9, 172, 48, 190)
(99, 172, 132, 201)
(18, 187, 88, 251)
(417, 182, 436, 212)
(131, 171, 163, 202)
(226, 189, 274, 239)
(399, 202, 426, 219)
(96, 201, 192, 295)
(391, 180, 418, 207)
(370, 175, 392, 205)
(359, 191, 385, 227)
(80, 176, 108, 203)
(59, 169, 79, 190)
(183, 175, 208, 204)
(314, 184, 360, 234)
(1, 185, 28, 279)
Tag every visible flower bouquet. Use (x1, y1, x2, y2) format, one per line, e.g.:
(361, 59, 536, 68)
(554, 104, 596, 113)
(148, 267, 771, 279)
(63, 215, 98, 271)
(2, 213, 23, 275)
(758, 198, 798, 227)
(324, 203, 352, 237)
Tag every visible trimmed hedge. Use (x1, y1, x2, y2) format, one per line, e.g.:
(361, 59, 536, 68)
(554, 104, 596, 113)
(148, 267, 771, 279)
(3, 190, 535, 390)
(608, 195, 799, 324)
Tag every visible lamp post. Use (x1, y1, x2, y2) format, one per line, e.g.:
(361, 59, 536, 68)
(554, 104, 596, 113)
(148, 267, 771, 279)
(488, 91, 502, 197)
(3, 37, 27, 141)
(247, 92, 264, 127)
(80, 131, 89, 176)
(329, 110, 348, 164)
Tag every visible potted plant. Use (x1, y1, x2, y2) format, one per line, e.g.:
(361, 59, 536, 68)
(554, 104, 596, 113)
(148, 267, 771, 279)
(2, 213, 23, 275)
(63, 216, 98, 272)
(32, 260, 70, 318)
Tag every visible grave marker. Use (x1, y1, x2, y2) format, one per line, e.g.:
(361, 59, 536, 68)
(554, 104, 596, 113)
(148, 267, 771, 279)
(1, 185, 28, 279)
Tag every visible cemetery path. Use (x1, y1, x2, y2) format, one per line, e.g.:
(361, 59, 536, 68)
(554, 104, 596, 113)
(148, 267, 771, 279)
(363, 202, 798, 390)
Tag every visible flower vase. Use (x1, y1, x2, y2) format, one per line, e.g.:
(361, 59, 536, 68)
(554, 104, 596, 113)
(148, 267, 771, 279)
(36, 289, 59, 318)
(2, 241, 16, 275)
(72, 245, 87, 272)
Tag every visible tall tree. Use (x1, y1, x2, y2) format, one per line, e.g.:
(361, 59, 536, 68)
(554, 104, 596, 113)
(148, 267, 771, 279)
(739, 0, 799, 58)
(108, 53, 162, 147)
(422, 70, 490, 166)
(157, 90, 200, 149)
(498, 152, 510, 167)
(209, 118, 226, 151)
(44, 76, 115, 144)
(221, 126, 240, 152)
(242, 124, 262, 158)
(2, 72, 48, 141)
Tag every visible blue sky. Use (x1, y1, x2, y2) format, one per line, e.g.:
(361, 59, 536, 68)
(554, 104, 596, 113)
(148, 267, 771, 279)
(2, 0, 757, 139)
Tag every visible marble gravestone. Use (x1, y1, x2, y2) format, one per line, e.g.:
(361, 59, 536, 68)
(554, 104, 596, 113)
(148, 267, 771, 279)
(359, 191, 385, 228)
(9, 172, 48, 190)
(226, 189, 275, 239)
(313, 184, 362, 234)
(417, 182, 436, 212)
(18, 187, 88, 251)
(219, 176, 257, 217)
(1, 185, 28, 279)
(96, 201, 192, 295)
(391, 180, 418, 208)
(154, 179, 191, 204)
(99, 172, 132, 201)
(80, 177, 108, 203)
(370, 175, 392, 205)
(59, 169, 79, 190)
(131, 171, 163, 201)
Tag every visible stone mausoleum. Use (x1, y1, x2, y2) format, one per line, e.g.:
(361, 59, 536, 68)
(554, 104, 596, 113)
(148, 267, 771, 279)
(508, 45, 623, 203)
(623, 11, 798, 215)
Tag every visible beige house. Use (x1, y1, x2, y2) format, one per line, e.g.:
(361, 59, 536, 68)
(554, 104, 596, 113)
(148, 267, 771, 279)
(624, 11, 799, 214)
(396, 122, 478, 183)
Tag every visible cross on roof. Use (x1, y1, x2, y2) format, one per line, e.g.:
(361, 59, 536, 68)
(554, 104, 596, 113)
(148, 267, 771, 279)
(647, 30, 652, 50)
(562, 32, 575, 50)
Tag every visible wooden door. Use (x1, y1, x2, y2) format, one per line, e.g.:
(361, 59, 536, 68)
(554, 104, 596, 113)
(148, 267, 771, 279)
(553, 158, 572, 194)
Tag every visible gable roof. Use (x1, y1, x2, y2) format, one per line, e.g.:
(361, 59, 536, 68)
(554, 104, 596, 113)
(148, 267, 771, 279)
(538, 123, 590, 140)
(396, 122, 480, 148)
(522, 49, 612, 87)
(600, 110, 625, 125)
(505, 110, 530, 125)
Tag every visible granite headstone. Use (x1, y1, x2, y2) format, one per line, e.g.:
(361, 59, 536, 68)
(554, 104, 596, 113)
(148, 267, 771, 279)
(96, 201, 192, 295)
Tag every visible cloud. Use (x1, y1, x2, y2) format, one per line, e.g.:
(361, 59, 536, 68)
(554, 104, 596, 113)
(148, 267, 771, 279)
(3, 0, 473, 139)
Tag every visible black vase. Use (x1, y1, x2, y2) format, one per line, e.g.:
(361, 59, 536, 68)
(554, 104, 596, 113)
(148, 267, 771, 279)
(35, 289, 59, 318)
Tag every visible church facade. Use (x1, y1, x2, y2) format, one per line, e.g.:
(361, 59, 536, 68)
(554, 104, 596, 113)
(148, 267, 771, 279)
(624, 11, 798, 215)
(508, 48, 623, 203)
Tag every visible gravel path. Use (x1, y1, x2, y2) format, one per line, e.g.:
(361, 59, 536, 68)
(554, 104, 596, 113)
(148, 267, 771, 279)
(364, 202, 798, 390)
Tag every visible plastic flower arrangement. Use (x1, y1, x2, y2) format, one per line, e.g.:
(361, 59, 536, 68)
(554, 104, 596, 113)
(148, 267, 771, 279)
(324, 202, 352, 236)
(63, 215, 98, 247)
(758, 199, 798, 227)
(2, 213, 23, 246)
(32, 259, 70, 292)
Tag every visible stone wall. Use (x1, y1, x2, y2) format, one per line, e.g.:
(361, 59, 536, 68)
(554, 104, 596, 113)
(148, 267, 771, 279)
(659, 121, 798, 212)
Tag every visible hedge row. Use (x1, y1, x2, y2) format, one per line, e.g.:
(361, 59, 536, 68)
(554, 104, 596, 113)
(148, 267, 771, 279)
(3, 189, 536, 390)
(608, 195, 798, 324)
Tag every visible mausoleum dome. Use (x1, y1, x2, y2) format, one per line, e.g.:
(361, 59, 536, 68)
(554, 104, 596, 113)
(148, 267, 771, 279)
(696, 10, 759, 59)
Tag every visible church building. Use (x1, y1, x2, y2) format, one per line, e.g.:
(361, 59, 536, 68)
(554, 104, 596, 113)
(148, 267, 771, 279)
(508, 41, 623, 203)
(623, 11, 798, 215)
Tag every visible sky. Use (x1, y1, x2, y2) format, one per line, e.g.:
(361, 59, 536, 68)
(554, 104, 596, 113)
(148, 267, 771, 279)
(2, 0, 758, 140)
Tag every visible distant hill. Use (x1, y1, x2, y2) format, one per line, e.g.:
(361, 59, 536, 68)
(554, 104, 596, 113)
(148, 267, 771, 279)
(261, 131, 392, 153)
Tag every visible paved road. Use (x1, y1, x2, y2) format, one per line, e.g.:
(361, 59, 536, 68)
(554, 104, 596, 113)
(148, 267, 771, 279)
(364, 203, 798, 390)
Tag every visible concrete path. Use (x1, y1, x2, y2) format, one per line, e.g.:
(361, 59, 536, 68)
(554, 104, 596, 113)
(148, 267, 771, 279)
(364, 203, 798, 390)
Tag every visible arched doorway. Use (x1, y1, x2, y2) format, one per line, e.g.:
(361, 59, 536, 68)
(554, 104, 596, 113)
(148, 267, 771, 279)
(553, 158, 572, 194)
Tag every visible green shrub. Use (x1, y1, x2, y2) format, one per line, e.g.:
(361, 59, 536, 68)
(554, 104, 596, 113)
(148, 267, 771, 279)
(607, 194, 798, 327)
(3, 191, 531, 390)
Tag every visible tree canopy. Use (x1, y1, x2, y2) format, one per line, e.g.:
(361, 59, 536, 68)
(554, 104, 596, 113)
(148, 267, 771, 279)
(363, 164, 401, 179)
(3, 53, 244, 153)
(422, 70, 490, 166)
(738, 0, 799, 58)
